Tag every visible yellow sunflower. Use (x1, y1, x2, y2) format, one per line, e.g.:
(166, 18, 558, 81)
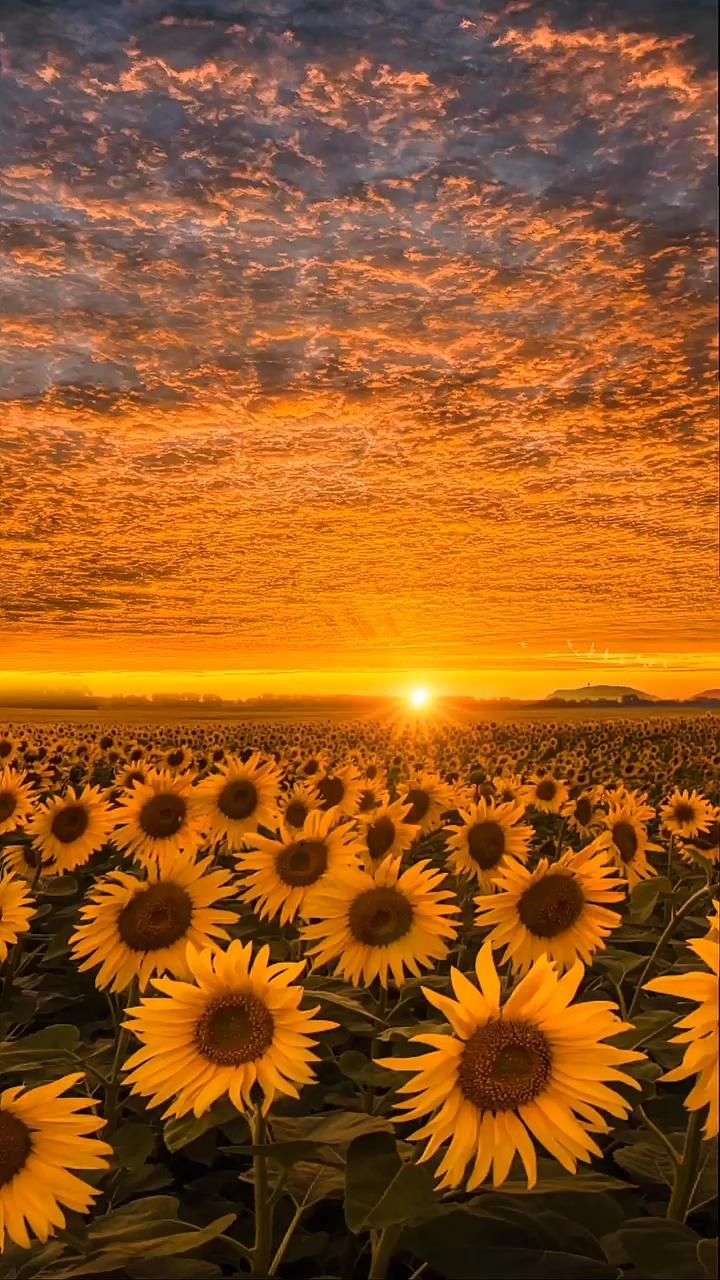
(377, 944, 645, 1189)
(0, 873, 35, 963)
(123, 941, 336, 1118)
(195, 753, 282, 850)
(0, 735, 19, 768)
(358, 797, 419, 868)
(679, 817, 720, 867)
(586, 801, 663, 888)
(279, 781, 322, 833)
(0, 1072, 112, 1252)
(70, 852, 237, 993)
(474, 847, 625, 974)
(159, 744, 193, 773)
(302, 856, 460, 989)
(1, 843, 58, 883)
(646, 931, 719, 1138)
(27, 785, 114, 873)
(237, 808, 364, 925)
(660, 789, 715, 839)
(445, 798, 533, 890)
(0, 768, 36, 836)
(491, 774, 525, 806)
(520, 774, 569, 815)
(561, 789, 602, 837)
(112, 769, 204, 864)
(315, 763, 364, 816)
(397, 771, 456, 834)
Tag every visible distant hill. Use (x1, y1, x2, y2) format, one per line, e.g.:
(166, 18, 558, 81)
(547, 684, 658, 703)
(691, 689, 720, 702)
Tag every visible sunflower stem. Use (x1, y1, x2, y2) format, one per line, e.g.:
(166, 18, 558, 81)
(369, 1223, 402, 1280)
(104, 980, 137, 1134)
(637, 1104, 681, 1167)
(268, 1175, 319, 1276)
(627, 882, 717, 1017)
(667, 1108, 704, 1221)
(251, 1107, 274, 1277)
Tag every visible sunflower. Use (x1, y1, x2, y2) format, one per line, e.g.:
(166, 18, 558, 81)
(445, 798, 533, 891)
(302, 856, 460, 989)
(27, 785, 114, 873)
(123, 941, 336, 1118)
(491, 774, 524, 806)
(0, 873, 35, 963)
(645, 930, 719, 1138)
(358, 797, 419, 868)
(70, 852, 237, 993)
(160, 744, 193, 773)
(1, 842, 58, 883)
(0, 768, 36, 836)
(474, 847, 625, 974)
(0, 735, 19, 768)
(660, 789, 715, 840)
(397, 771, 456, 834)
(586, 801, 663, 888)
(117, 764, 148, 793)
(520, 774, 569, 815)
(0, 1073, 112, 1251)
(113, 769, 204, 864)
(236, 808, 364, 925)
(195, 753, 282, 850)
(315, 764, 364, 817)
(679, 818, 720, 867)
(377, 943, 645, 1189)
(356, 779, 386, 814)
(278, 781, 322, 833)
(561, 789, 602, 837)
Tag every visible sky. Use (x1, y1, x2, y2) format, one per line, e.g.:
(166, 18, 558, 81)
(1, 0, 718, 702)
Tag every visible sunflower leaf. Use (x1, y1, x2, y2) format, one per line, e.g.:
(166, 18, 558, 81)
(344, 1132, 438, 1231)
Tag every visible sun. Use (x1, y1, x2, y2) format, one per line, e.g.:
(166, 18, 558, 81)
(408, 686, 432, 710)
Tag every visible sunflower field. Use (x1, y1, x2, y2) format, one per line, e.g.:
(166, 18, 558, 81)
(0, 713, 717, 1280)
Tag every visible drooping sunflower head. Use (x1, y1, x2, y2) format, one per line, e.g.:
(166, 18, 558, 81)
(591, 801, 662, 887)
(679, 817, 720, 867)
(0, 1073, 112, 1252)
(315, 763, 364, 816)
(70, 851, 237, 992)
(195, 752, 283, 849)
(0, 872, 36, 963)
(474, 846, 625, 973)
(1, 841, 58, 883)
(397, 771, 456, 833)
(445, 798, 533, 890)
(378, 943, 645, 1190)
(27, 784, 115, 872)
(112, 768, 204, 864)
(562, 789, 601, 835)
(0, 767, 36, 836)
(302, 855, 460, 989)
(123, 940, 337, 1119)
(237, 806, 365, 924)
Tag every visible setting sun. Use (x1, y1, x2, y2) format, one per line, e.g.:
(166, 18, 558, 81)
(408, 686, 432, 710)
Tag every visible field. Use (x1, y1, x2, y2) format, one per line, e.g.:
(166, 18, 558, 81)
(0, 713, 717, 1280)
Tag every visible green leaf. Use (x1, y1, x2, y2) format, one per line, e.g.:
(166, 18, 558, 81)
(691, 1143, 718, 1212)
(304, 986, 382, 1024)
(338, 1050, 398, 1087)
(344, 1132, 437, 1232)
(163, 1099, 242, 1152)
(272, 1110, 391, 1146)
(105, 1214, 236, 1259)
(112, 1122, 156, 1171)
(614, 1011, 682, 1049)
(630, 877, 672, 922)
(613, 1138, 679, 1187)
(89, 1196, 181, 1243)
(126, 1262, 222, 1280)
(223, 1139, 341, 1168)
(497, 1160, 634, 1194)
(408, 1211, 619, 1279)
(38, 875, 79, 898)
(697, 1240, 718, 1280)
(609, 1218, 703, 1280)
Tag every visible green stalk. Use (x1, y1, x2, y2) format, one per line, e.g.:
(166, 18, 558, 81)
(628, 881, 717, 1017)
(369, 1224, 402, 1280)
(667, 1109, 704, 1221)
(104, 980, 137, 1133)
(251, 1108, 274, 1277)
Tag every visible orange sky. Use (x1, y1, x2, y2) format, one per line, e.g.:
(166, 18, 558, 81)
(1, 1, 717, 700)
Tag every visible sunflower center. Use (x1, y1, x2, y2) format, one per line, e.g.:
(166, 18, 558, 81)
(358, 788, 377, 813)
(118, 882, 193, 951)
(51, 803, 89, 844)
(535, 779, 557, 802)
(673, 803, 696, 824)
(348, 886, 413, 945)
(285, 799, 308, 828)
(613, 820, 638, 863)
(467, 821, 506, 869)
(218, 779, 258, 820)
(0, 742, 13, 758)
(318, 776, 345, 809)
(139, 793, 187, 839)
(167, 750, 185, 767)
(0, 791, 17, 822)
(304, 758, 320, 776)
(277, 839, 328, 886)
(574, 796, 593, 826)
(403, 788, 430, 823)
(0, 1111, 32, 1187)
(518, 872, 584, 937)
(366, 764, 378, 780)
(366, 817, 396, 860)
(194, 994, 275, 1065)
(458, 1019, 552, 1111)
